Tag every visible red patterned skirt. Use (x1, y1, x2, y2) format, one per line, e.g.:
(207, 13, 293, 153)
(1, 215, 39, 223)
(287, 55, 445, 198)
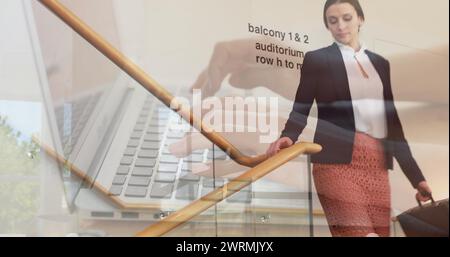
(313, 132, 391, 237)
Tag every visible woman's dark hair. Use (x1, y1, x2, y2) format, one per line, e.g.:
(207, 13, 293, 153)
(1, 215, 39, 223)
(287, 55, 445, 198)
(323, 0, 365, 28)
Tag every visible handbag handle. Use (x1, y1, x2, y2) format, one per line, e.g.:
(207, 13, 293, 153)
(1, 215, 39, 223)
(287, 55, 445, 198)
(416, 193, 435, 207)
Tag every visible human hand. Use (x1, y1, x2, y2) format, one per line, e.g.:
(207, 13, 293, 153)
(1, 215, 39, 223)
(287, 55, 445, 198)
(416, 181, 433, 202)
(191, 38, 302, 100)
(168, 96, 292, 179)
(266, 137, 294, 158)
(169, 96, 286, 158)
(167, 102, 313, 189)
(169, 133, 307, 190)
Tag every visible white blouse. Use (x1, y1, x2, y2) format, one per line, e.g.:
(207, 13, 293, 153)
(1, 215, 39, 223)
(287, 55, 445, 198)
(336, 41, 388, 139)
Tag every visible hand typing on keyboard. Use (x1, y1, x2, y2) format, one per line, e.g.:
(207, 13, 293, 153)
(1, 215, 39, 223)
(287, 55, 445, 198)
(166, 97, 313, 189)
(190, 37, 301, 102)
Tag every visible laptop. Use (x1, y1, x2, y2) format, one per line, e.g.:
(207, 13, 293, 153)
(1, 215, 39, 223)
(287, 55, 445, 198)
(24, 0, 313, 225)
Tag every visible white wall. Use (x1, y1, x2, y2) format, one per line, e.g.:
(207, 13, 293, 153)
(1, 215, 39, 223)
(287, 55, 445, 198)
(0, 0, 43, 101)
(113, 0, 147, 62)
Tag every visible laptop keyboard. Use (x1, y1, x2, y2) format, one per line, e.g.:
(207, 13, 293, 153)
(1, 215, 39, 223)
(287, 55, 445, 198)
(109, 96, 252, 204)
(55, 92, 102, 157)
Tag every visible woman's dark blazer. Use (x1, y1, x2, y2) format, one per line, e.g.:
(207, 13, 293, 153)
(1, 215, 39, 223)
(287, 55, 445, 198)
(281, 43, 425, 188)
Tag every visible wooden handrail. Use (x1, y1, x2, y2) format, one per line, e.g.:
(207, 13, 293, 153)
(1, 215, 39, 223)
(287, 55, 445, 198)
(35, 134, 321, 236)
(36, 0, 323, 237)
(38, 0, 269, 168)
(136, 142, 321, 237)
(35, 134, 320, 212)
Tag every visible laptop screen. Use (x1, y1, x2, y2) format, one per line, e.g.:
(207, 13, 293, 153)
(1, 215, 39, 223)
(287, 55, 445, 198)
(30, 0, 124, 209)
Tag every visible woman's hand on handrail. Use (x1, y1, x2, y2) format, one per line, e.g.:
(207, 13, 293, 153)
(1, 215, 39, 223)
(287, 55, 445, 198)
(266, 137, 294, 157)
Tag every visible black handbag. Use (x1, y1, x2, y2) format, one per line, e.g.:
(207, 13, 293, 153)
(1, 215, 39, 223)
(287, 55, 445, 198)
(397, 197, 449, 237)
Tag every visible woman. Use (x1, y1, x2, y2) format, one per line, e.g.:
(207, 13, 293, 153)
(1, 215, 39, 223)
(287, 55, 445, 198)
(266, 0, 433, 237)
